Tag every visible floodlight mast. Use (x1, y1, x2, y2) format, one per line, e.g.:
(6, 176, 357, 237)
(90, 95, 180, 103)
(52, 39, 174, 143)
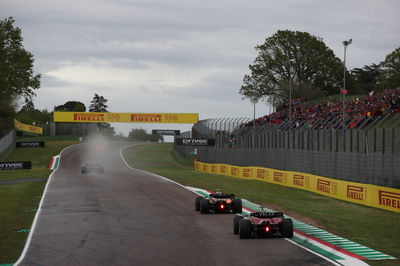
(342, 38, 352, 151)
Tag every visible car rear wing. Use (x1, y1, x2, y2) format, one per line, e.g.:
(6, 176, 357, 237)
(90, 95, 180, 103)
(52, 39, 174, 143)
(208, 193, 235, 199)
(250, 212, 284, 218)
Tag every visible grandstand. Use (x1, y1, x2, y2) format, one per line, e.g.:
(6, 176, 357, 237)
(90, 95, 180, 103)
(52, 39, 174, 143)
(236, 87, 400, 135)
(183, 88, 400, 188)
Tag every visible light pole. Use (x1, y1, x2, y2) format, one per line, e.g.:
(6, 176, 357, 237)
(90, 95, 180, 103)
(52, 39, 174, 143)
(252, 99, 257, 149)
(253, 100, 256, 125)
(342, 38, 352, 150)
(289, 70, 292, 130)
(288, 62, 294, 148)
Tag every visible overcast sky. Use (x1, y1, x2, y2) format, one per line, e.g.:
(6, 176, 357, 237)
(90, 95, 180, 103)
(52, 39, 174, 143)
(2, 0, 399, 135)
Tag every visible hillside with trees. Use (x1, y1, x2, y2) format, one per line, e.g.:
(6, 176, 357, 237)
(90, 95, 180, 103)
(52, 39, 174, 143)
(240, 30, 399, 111)
(0, 17, 41, 136)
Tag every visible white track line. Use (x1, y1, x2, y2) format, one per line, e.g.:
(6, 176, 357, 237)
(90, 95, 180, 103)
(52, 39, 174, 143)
(14, 144, 81, 266)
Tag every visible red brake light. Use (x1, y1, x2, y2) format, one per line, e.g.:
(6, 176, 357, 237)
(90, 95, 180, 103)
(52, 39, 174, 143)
(220, 204, 225, 210)
(265, 226, 270, 232)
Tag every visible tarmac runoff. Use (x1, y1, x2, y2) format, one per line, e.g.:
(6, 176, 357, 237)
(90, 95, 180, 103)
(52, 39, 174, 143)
(187, 186, 396, 266)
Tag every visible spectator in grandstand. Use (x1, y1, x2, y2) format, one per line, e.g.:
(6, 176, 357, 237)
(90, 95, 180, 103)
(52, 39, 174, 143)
(239, 87, 400, 130)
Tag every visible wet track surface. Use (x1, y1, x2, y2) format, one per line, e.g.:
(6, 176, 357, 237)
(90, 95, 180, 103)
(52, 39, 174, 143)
(18, 142, 333, 266)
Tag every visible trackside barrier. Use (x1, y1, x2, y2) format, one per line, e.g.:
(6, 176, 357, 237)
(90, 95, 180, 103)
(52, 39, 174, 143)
(14, 119, 43, 134)
(194, 161, 400, 213)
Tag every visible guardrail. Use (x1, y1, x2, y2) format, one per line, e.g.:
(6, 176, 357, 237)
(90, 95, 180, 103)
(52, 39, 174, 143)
(0, 130, 15, 155)
(186, 118, 400, 188)
(233, 127, 400, 154)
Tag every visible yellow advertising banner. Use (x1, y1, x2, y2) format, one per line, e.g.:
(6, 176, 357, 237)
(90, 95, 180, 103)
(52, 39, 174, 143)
(14, 119, 43, 135)
(194, 161, 400, 213)
(53, 112, 199, 124)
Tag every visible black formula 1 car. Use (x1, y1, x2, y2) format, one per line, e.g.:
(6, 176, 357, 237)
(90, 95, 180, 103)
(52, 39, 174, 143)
(81, 163, 104, 174)
(233, 208, 293, 239)
(195, 190, 242, 214)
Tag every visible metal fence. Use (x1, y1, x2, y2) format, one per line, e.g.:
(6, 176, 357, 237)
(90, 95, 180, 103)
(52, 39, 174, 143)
(192, 118, 250, 138)
(175, 118, 250, 158)
(0, 130, 15, 155)
(174, 131, 194, 157)
(233, 127, 400, 154)
(197, 147, 400, 188)
(187, 117, 400, 188)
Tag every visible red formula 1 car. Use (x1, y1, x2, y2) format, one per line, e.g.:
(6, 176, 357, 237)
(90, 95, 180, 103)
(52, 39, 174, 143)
(195, 190, 242, 214)
(233, 208, 293, 239)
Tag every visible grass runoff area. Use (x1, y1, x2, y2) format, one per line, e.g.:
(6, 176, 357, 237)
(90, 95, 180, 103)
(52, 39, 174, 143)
(122, 143, 400, 266)
(0, 137, 78, 264)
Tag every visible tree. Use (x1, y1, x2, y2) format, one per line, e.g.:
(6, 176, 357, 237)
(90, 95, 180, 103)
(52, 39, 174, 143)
(89, 93, 108, 112)
(0, 17, 40, 133)
(240, 30, 346, 107)
(128, 128, 162, 142)
(113, 132, 127, 141)
(272, 80, 325, 109)
(20, 97, 35, 112)
(88, 93, 114, 135)
(378, 47, 400, 90)
(16, 108, 51, 126)
(54, 101, 86, 112)
(0, 98, 16, 137)
(351, 64, 381, 94)
(0, 17, 41, 102)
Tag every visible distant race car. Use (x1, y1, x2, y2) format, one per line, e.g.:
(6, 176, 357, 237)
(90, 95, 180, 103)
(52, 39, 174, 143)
(195, 190, 242, 214)
(81, 163, 104, 174)
(233, 208, 293, 239)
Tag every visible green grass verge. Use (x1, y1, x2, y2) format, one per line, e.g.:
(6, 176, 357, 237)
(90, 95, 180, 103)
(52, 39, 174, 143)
(122, 143, 400, 266)
(0, 140, 78, 264)
(16, 135, 80, 142)
(0, 141, 78, 181)
(0, 182, 45, 263)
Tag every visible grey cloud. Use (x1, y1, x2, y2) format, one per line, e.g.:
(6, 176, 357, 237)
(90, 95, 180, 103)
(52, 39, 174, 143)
(2, 0, 399, 136)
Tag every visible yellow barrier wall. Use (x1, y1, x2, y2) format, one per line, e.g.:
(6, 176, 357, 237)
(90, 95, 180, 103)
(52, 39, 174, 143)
(14, 119, 43, 134)
(194, 161, 400, 213)
(54, 112, 199, 124)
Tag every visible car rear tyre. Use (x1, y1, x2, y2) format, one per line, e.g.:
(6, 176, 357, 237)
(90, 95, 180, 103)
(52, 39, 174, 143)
(233, 215, 243, 234)
(233, 199, 242, 213)
(280, 218, 293, 238)
(195, 196, 202, 211)
(200, 198, 210, 214)
(239, 219, 252, 239)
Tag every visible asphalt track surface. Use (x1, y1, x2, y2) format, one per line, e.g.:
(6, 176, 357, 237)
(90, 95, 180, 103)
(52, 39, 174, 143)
(17, 142, 334, 266)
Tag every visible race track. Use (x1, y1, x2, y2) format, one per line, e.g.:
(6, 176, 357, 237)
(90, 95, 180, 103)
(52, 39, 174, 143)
(17, 142, 334, 266)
